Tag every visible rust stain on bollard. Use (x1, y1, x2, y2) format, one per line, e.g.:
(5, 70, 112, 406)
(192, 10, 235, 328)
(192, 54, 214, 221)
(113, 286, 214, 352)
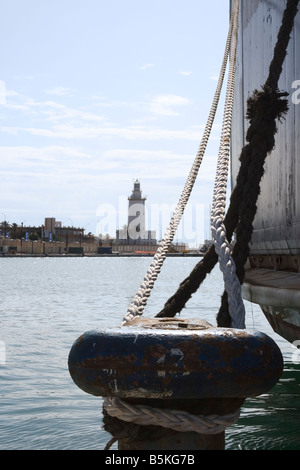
(68, 317, 284, 400)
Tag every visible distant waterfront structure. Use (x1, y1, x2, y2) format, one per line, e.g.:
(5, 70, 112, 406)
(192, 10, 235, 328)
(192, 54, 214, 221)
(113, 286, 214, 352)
(44, 217, 56, 238)
(43, 217, 86, 243)
(116, 179, 156, 245)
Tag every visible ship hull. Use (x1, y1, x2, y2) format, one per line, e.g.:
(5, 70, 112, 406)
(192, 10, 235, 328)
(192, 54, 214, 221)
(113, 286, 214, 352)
(242, 268, 300, 344)
(230, 0, 300, 344)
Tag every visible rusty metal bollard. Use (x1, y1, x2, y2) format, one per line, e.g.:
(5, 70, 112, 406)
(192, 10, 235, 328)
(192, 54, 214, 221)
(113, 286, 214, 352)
(68, 317, 283, 450)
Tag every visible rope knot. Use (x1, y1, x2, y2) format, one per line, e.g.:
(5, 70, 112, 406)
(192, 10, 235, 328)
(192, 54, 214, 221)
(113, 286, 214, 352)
(245, 86, 289, 146)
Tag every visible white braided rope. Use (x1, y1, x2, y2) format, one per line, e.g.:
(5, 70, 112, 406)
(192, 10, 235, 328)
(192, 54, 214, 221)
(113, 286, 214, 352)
(210, 0, 245, 329)
(123, 3, 238, 325)
(103, 397, 240, 435)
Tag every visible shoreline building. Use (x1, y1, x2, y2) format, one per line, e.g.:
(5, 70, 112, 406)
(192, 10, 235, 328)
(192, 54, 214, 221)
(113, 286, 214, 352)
(43, 217, 90, 244)
(116, 179, 156, 245)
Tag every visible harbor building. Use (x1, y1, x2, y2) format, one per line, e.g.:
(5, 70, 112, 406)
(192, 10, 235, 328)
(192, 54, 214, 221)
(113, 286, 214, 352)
(43, 218, 85, 243)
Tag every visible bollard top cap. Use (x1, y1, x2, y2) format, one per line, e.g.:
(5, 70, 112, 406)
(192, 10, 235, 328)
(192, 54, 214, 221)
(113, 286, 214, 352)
(124, 317, 214, 331)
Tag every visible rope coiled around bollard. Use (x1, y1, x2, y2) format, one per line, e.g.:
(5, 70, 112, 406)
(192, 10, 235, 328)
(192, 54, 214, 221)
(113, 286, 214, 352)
(103, 397, 241, 449)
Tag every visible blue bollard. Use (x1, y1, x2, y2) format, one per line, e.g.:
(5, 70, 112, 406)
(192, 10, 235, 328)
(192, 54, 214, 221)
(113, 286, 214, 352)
(69, 317, 283, 399)
(68, 317, 284, 449)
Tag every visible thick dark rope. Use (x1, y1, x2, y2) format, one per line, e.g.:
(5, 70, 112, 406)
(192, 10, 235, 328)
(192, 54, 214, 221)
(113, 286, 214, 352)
(156, 0, 298, 324)
(217, 87, 289, 326)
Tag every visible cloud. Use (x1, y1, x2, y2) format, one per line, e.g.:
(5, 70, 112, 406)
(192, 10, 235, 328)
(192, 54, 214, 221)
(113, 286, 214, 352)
(12, 74, 35, 80)
(140, 63, 156, 70)
(0, 144, 217, 185)
(1, 88, 201, 142)
(180, 71, 192, 76)
(0, 122, 202, 141)
(2, 93, 107, 127)
(149, 94, 190, 117)
(102, 148, 190, 175)
(42, 104, 106, 124)
(3, 102, 31, 112)
(46, 86, 74, 96)
(0, 145, 92, 172)
(0, 89, 202, 141)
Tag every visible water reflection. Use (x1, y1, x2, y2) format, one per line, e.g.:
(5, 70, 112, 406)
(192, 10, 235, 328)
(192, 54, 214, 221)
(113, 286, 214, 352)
(226, 363, 300, 450)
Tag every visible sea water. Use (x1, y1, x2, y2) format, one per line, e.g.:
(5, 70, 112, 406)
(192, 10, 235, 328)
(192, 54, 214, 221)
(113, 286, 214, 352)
(0, 256, 299, 450)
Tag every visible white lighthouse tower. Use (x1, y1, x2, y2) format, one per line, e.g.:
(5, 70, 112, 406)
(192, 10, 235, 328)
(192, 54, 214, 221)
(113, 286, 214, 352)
(127, 179, 146, 240)
(116, 179, 156, 245)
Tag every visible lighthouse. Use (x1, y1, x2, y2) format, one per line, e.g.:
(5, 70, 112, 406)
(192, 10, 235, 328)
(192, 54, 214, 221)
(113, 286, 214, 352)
(127, 179, 146, 240)
(116, 179, 156, 245)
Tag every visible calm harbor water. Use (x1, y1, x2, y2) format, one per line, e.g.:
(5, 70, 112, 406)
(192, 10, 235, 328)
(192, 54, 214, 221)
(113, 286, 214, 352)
(0, 256, 299, 450)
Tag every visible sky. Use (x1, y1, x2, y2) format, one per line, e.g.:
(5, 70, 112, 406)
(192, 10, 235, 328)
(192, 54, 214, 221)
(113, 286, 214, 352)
(0, 0, 231, 246)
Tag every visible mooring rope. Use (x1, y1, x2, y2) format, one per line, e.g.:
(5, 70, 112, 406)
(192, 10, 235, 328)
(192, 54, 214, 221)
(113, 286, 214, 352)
(210, 0, 245, 329)
(156, 0, 299, 328)
(103, 397, 240, 436)
(123, 0, 240, 325)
